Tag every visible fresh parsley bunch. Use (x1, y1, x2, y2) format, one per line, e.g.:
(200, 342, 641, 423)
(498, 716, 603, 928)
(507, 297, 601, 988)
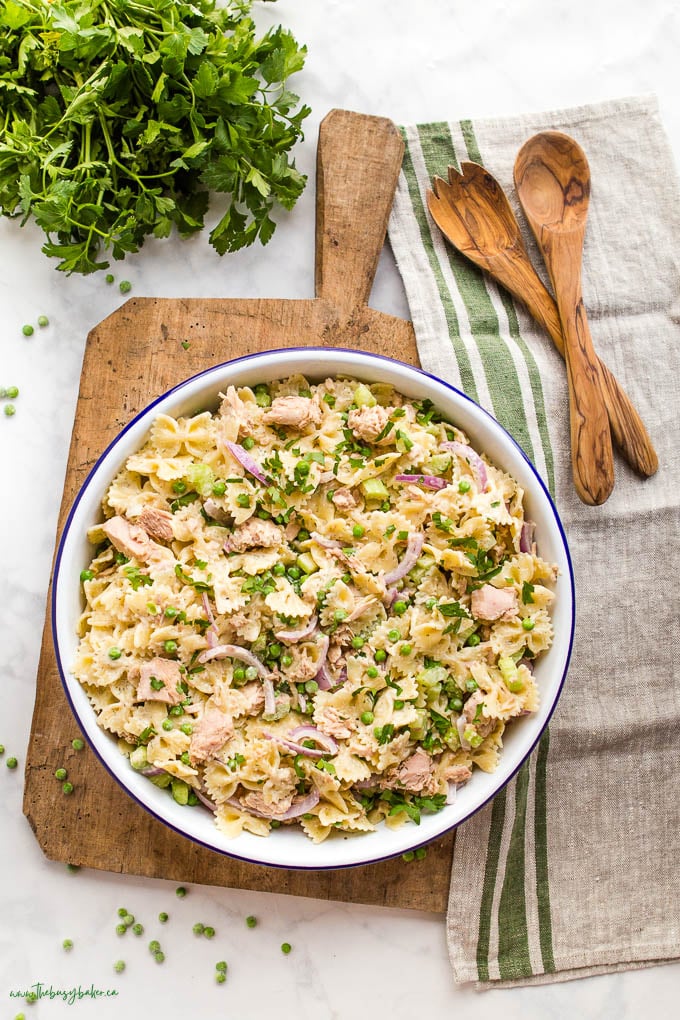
(0, 0, 309, 273)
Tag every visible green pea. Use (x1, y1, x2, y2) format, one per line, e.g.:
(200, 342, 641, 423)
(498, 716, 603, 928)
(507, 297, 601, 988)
(119, 280, 132, 294)
(296, 461, 310, 476)
(79, 569, 94, 582)
(132, 923, 143, 936)
(105, 273, 115, 284)
(154, 951, 165, 963)
(62, 938, 73, 951)
(4, 404, 16, 416)
(22, 324, 34, 336)
(38, 315, 49, 327)
(212, 480, 227, 496)
(215, 972, 227, 984)
(6, 386, 19, 398)
(172, 480, 187, 494)
(272, 563, 286, 577)
(163, 640, 177, 654)
(450, 697, 463, 712)
(245, 666, 258, 681)
(108, 647, 122, 660)
(114, 960, 125, 973)
(267, 643, 282, 659)
(287, 566, 301, 580)
(297, 527, 311, 541)
(280, 653, 293, 668)
(193, 922, 204, 935)
(466, 633, 481, 647)
(158, 912, 169, 923)
(352, 524, 365, 538)
(62, 781, 74, 794)
(55, 767, 67, 780)
(402, 851, 415, 862)
(304, 679, 318, 695)
(233, 667, 246, 681)
(351, 636, 365, 649)
(366, 666, 378, 678)
(180, 723, 193, 735)
(148, 940, 161, 952)
(175, 886, 187, 897)
(164, 606, 179, 618)
(360, 711, 374, 725)
(281, 942, 292, 954)
(399, 643, 412, 656)
(458, 479, 471, 494)
(392, 600, 407, 615)
(6, 756, 18, 769)
(415, 847, 427, 860)
(162, 719, 173, 731)
(72, 738, 85, 750)
(334, 609, 347, 622)
(465, 678, 479, 692)
(203, 926, 215, 938)
(242, 436, 255, 451)
(522, 617, 535, 631)
(374, 649, 387, 663)
(387, 629, 400, 642)
(245, 916, 257, 928)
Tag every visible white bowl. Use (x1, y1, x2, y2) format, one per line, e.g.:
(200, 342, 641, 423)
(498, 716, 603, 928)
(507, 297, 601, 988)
(53, 347, 574, 870)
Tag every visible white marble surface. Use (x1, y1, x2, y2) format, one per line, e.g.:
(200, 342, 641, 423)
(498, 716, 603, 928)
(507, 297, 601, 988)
(1, 0, 679, 1016)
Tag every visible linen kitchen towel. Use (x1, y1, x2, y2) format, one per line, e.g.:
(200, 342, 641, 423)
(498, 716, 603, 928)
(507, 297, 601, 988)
(388, 94, 680, 986)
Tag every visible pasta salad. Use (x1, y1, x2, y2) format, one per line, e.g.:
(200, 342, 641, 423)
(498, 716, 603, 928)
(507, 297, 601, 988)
(73, 374, 557, 843)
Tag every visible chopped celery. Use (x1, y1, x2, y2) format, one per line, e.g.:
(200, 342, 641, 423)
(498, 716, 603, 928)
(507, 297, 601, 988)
(360, 478, 389, 501)
(353, 383, 376, 408)
(296, 552, 318, 575)
(186, 463, 215, 497)
(426, 453, 452, 476)
(129, 747, 148, 771)
(499, 655, 523, 692)
(171, 779, 190, 805)
(149, 772, 172, 788)
(408, 708, 428, 740)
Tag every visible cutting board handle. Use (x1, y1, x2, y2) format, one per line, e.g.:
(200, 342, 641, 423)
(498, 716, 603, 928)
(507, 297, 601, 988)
(315, 109, 405, 315)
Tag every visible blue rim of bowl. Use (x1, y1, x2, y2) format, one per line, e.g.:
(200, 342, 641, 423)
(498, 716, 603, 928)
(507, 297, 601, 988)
(52, 346, 575, 871)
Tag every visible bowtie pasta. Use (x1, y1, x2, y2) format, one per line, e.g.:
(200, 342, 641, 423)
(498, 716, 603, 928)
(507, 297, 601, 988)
(73, 374, 557, 843)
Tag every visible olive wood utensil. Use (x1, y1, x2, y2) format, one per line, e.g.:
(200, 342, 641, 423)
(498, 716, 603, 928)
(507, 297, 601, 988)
(426, 162, 657, 480)
(512, 131, 616, 505)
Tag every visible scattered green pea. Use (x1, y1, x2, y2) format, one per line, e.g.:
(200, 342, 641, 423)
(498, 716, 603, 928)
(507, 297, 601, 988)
(114, 959, 125, 973)
(415, 847, 427, 860)
(281, 942, 292, 954)
(203, 926, 215, 938)
(158, 912, 169, 923)
(148, 940, 161, 953)
(215, 972, 227, 984)
(176, 886, 187, 898)
(192, 922, 204, 935)
(117, 907, 128, 918)
(154, 951, 165, 963)
(122, 914, 134, 927)
(105, 273, 115, 284)
(6, 385, 19, 398)
(72, 738, 85, 750)
(216, 960, 228, 971)
(54, 768, 67, 780)
(119, 280, 132, 294)
(401, 851, 415, 862)
(62, 939, 73, 951)
(0, 745, 4, 754)
(4, 404, 16, 416)
(6, 757, 18, 769)
(22, 324, 34, 336)
(245, 915, 257, 928)
(66, 863, 80, 873)
(132, 923, 143, 936)
(116, 924, 127, 936)
(38, 315, 49, 327)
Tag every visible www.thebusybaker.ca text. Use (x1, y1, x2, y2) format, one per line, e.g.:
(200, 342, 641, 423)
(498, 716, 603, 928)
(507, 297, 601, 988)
(9, 982, 119, 1006)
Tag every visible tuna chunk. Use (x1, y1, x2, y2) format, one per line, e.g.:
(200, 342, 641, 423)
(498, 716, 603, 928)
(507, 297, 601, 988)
(136, 657, 183, 705)
(443, 764, 473, 785)
(189, 707, 234, 764)
(103, 515, 167, 564)
(315, 705, 353, 739)
(470, 584, 518, 621)
(238, 682, 265, 716)
(137, 506, 175, 544)
(240, 791, 294, 818)
(347, 405, 390, 442)
(393, 748, 436, 793)
(223, 517, 282, 553)
(332, 486, 357, 510)
(262, 396, 321, 431)
(463, 691, 495, 738)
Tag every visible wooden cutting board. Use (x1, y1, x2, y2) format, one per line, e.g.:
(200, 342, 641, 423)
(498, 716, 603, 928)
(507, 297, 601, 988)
(23, 109, 455, 912)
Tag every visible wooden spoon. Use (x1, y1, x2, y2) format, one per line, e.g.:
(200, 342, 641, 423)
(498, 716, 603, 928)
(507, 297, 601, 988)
(513, 131, 614, 505)
(426, 163, 657, 479)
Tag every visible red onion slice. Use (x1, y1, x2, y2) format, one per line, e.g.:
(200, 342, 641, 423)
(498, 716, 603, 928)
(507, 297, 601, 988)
(195, 788, 217, 813)
(310, 531, 343, 550)
(446, 781, 458, 805)
(277, 788, 320, 820)
(457, 715, 472, 751)
(140, 766, 167, 777)
(383, 532, 424, 585)
(442, 441, 489, 491)
(263, 732, 327, 759)
(288, 726, 339, 754)
(297, 690, 307, 713)
(224, 440, 267, 485)
(519, 520, 536, 553)
(274, 614, 318, 644)
(262, 676, 276, 717)
(197, 643, 271, 678)
(314, 663, 334, 691)
(201, 592, 220, 647)
(203, 498, 231, 524)
(394, 473, 448, 491)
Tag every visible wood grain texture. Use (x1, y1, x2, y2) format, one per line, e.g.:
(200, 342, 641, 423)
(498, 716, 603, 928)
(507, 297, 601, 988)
(22, 109, 455, 913)
(514, 131, 615, 506)
(427, 161, 657, 478)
